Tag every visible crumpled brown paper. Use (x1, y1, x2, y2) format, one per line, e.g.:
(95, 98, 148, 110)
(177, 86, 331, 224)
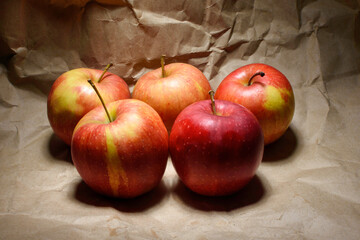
(1, 0, 360, 239)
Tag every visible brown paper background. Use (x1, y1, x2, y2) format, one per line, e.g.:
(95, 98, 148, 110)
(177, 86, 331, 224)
(1, 0, 360, 239)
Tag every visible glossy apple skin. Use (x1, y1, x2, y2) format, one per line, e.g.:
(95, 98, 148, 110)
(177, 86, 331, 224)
(215, 63, 295, 145)
(71, 99, 168, 198)
(47, 68, 131, 145)
(169, 99, 264, 196)
(132, 63, 212, 131)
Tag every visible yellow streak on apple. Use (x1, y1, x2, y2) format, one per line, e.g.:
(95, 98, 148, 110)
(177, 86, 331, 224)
(52, 70, 87, 115)
(194, 81, 205, 96)
(264, 86, 291, 111)
(105, 127, 128, 196)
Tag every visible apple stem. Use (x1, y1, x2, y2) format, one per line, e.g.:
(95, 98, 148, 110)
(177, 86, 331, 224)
(88, 79, 113, 123)
(98, 63, 113, 82)
(161, 55, 166, 78)
(248, 72, 265, 86)
(209, 90, 217, 115)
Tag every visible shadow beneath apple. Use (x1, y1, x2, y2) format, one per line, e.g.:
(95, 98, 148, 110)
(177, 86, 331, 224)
(262, 127, 298, 162)
(48, 133, 73, 164)
(73, 180, 168, 213)
(172, 175, 265, 212)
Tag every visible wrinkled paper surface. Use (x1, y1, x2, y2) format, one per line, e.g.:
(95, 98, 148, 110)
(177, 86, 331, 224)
(1, 0, 360, 239)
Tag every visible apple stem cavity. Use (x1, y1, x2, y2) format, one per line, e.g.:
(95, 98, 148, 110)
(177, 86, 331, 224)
(209, 90, 217, 115)
(248, 72, 265, 86)
(88, 79, 113, 123)
(161, 55, 166, 78)
(98, 63, 113, 82)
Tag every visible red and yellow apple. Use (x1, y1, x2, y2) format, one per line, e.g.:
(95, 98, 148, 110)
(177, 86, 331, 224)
(47, 66, 130, 145)
(71, 99, 169, 198)
(215, 63, 295, 145)
(169, 92, 264, 196)
(132, 57, 212, 131)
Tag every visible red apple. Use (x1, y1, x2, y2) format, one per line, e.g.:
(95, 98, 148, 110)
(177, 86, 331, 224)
(132, 56, 212, 131)
(215, 63, 295, 145)
(169, 92, 264, 196)
(71, 99, 169, 198)
(47, 65, 131, 145)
